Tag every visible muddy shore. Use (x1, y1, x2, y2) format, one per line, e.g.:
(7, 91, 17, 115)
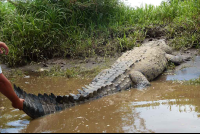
(0, 38, 199, 78)
(1, 47, 198, 79)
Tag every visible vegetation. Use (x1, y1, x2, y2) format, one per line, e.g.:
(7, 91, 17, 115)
(173, 77, 200, 85)
(0, 0, 200, 67)
(167, 61, 176, 70)
(185, 77, 200, 85)
(40, 65, 106, 78)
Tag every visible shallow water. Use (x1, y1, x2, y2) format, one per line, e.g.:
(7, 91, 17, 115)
(1, 56, 200, 133)
(21, 82, 200, 133)
(166, 56, 200, 81)
(0, 77, 91, 133)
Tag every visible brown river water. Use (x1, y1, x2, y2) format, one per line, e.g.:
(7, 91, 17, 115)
(1, 56, 200, 133)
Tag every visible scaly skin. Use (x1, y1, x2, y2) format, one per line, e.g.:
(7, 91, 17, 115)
(14, 39, 187, 119)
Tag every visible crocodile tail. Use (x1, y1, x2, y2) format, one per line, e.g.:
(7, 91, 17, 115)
(13, 84, 97, 119)
(13, 82, 118, 119)
(14, 84, 67, 119)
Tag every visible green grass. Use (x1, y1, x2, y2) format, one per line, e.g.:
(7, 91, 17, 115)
(185, 77, 200, 85)
(40, 65, 106, 78)
(167, 61, 176, 70)
(0, 0, 200, 67)
(173, 76, 200, 86)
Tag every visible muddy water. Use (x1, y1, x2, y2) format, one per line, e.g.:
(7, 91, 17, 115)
(1, 56, 200, 133)
(0, 77, 91, 133)
(21, 82, 200, 133)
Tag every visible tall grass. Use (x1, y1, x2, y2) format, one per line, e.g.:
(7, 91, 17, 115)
(0, 0, 200, 66)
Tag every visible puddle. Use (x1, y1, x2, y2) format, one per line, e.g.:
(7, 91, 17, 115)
(1, 56, 200, 133)
(166, 56, 200, 81)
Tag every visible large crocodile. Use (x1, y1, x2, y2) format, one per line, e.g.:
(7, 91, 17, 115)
(14, 39, 189, 119)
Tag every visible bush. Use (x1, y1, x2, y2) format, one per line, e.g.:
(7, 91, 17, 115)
(0, 0, 200, 66)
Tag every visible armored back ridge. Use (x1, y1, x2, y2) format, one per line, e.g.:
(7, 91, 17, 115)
(14, 39, 189, 119)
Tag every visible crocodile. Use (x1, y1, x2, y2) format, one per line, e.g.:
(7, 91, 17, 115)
(14, 39, 189, 119)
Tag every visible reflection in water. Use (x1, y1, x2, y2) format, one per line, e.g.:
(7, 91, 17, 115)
(19, 82, 200, 133)
(120, 104, 154, 133)
(129, 100, 200, 133)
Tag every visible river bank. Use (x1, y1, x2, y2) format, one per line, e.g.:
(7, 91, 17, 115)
(0, 39, 198, 81)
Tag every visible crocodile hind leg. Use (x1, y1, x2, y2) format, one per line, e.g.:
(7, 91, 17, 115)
(129, 71, 151, 89)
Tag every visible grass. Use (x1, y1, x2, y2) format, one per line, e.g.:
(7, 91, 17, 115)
(167, 61, 176, 70)
(173, 77, 200, 86)
(40, 65, 107, 78)
(0, 0, 200, 67)
(185, 77, 200, 85)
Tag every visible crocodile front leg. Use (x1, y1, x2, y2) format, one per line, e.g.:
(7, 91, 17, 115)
(129, 71, 151, 89)
(165, 54, 190, 65)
